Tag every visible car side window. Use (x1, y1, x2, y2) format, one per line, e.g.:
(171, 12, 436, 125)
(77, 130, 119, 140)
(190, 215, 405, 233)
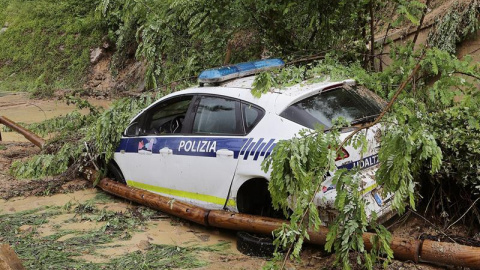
(242, 102, 264, 134)
(142, 95, 193, 135)
(192, 96, 241, 135)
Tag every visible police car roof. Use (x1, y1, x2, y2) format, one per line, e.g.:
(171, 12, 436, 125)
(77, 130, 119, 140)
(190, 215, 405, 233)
(150, 76, 355, 115)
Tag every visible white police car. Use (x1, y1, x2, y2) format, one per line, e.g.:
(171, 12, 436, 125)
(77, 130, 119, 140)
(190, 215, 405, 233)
(110, 59, 393, 222)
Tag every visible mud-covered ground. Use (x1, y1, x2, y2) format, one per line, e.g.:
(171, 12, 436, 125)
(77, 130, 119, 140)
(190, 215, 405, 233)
(0, 93, 450, 269)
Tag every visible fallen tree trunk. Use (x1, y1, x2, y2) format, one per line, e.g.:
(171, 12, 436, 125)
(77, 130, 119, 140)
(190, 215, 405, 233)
(0, 116, 45, 148)
(82, 168, 480, 268)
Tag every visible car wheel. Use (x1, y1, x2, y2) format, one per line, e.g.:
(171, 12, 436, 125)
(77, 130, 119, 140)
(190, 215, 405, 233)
(237, 179, 286, 219)
(236, 231, 276, 257)
(107, 161, 126, 185)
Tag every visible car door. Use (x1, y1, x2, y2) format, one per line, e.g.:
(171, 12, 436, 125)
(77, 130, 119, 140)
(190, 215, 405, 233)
(115, 94, 195, 201)
(116, 94, 248, 210)
(167, 95, 247, 209)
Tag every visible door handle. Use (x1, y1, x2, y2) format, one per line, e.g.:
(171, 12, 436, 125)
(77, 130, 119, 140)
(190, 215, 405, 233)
(159, 147, 173, 155)
(216, 149, 234, 157)
(138, 150, 152, 155)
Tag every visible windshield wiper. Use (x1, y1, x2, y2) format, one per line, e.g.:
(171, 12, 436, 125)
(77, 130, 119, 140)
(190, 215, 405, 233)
(351, 114, 379, 125)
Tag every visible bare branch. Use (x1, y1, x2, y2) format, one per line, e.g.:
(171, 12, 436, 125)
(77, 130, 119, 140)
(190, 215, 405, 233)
(412, 0, 432, 46)
(446, 197, 480, 231)
(453, 71, 480, 81)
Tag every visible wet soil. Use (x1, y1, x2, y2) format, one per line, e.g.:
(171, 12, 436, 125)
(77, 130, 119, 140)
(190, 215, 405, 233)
(0, 188, 277, 269)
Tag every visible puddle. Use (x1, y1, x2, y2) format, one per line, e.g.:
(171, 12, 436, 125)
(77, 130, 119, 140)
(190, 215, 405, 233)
(0, 189, 98, 214)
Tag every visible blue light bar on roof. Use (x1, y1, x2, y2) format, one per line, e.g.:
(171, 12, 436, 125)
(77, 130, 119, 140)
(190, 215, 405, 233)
(198, 58, 285, 84)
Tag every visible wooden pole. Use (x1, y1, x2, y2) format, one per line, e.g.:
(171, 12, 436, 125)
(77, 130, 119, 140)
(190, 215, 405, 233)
(0, 116, 45, 148)
(82, 169, 480, 268)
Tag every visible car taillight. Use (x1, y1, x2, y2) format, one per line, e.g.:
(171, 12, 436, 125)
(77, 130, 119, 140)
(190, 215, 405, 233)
(335, 147, 350, 161)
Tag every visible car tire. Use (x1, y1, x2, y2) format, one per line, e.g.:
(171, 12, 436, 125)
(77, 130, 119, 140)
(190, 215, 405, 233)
(236, 231, 276, 257)
(107, 161, 126, 185)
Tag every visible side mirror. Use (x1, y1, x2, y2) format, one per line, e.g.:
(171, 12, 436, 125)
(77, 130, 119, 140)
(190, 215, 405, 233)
(124, 122, 139, 137)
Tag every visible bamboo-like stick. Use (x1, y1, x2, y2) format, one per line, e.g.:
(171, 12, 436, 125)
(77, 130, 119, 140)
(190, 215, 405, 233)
(0, 116, 45, 148)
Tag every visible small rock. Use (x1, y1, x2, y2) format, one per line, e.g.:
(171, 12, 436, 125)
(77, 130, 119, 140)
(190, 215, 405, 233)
(137, 240, 150, 251)
(102, 41, 110, 49)
(90, 47, 104, 64)
(0, 22, 7, 34)
(18, 225, 32, 233)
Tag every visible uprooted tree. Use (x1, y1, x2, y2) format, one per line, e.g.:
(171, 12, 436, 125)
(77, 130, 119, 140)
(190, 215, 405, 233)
(7, 0, 480, 269)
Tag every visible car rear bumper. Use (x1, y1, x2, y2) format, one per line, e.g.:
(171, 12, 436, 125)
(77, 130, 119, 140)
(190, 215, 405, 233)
(313, 165, 395, 224)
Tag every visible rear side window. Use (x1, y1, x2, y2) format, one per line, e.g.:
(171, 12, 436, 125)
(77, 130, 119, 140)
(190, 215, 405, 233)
(280, 87, 383, 129)
(242, 103, 264, 133)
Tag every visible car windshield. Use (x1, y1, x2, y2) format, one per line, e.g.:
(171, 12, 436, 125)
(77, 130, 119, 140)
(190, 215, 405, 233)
(280, 86, 383, 129)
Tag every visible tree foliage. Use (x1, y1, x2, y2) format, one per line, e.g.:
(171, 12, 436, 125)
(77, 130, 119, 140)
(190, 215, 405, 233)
(427, 0, 479, 54)
(11, 95, 158, 179)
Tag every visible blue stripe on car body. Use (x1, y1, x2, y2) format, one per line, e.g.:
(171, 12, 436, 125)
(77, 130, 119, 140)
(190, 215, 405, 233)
(116, 137, 276, 161)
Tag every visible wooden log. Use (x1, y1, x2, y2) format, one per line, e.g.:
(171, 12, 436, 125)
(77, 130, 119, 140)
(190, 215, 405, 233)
(96, 178, 209, 225)
(0, 244, 26, 270)
(361, 232, 422, 263)
(207, 210, 286, 234)
(420, 239, 480, 268)
(0, 116, 44, 148)
(85, 173, 480, 268)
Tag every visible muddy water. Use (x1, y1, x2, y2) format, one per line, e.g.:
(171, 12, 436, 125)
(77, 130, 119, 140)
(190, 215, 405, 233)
(0, 92, 109, 141)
